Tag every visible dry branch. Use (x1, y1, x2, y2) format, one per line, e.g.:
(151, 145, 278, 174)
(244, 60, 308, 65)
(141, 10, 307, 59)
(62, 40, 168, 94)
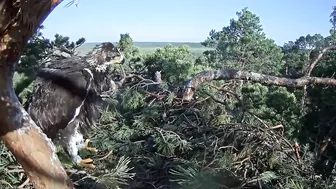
(301, 45, 336, 157)
(305, 46, 336, 76)
(300, 46, 336, 109)
(0, 0, 73, 188)
(182, 68, 336, 101)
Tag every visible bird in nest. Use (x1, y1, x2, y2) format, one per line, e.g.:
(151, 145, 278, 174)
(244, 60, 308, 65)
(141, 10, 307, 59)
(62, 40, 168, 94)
(24, 42, 125, 168)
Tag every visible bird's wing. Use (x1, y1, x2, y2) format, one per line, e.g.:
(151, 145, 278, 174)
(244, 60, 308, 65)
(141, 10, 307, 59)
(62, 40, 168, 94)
(27, 66, 93, 139)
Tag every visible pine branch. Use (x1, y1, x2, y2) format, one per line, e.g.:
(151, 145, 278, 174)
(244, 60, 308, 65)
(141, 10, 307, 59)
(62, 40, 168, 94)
(182, 68, 336, 101)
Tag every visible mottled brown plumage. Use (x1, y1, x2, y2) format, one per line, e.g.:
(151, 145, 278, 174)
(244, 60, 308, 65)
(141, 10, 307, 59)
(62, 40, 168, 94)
(25, 42, 124, 168)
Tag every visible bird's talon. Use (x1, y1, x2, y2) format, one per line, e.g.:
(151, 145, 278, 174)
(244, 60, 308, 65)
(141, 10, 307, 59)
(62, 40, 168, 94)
(80, 158, 93, 164)
(84, 139, 98, 153)
(79, 162, 96, 169)
(86, 164, 96, 169)
(78, 158, 96, 169)
(86, 147, 98, 153)
(84, 139, 91, 146)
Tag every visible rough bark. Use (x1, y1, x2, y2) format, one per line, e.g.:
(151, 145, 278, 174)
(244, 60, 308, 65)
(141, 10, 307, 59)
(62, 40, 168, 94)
(0, 0, 73, 188)
(182, 68, 336, 101)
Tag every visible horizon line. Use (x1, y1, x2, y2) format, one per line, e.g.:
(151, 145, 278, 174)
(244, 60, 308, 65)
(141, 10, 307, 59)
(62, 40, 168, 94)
(83, 41, 203, 43)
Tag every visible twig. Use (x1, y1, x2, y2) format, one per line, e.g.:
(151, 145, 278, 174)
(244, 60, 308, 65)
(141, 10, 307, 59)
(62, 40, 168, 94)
(18, 178, 30, 188)
(125, 73, 153, 82)
(3, 168, 24, 174)
(293, 141, 301, 164)
(194, 96, 211, 104)
(218, 146, 238, 151)
(138, 89, 167, 100)
(249, 113, 270, 129)
(0, 180, 13, 188)
(72, 175, 96, 186)
(320, 137, 331, 155)
(96, 150, 113, 161)
(267, 125, 284, 136)
(233, 156, 251, 165)
(257, 178, 262, 189)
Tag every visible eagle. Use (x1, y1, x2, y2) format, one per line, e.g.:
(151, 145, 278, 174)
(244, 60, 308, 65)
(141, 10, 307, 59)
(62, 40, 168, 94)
(24, 42, 125, 168)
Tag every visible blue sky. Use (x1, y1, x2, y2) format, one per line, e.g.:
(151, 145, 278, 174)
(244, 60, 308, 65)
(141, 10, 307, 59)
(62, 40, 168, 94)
(42, 0, 335, 46)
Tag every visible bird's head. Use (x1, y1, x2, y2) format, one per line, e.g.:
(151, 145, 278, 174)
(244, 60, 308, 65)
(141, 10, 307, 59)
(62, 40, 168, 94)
(86, 42, 125, 72)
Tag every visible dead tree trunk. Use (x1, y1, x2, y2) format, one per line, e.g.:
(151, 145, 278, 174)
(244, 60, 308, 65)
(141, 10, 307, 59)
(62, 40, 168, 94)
(0, 0, 73, 188)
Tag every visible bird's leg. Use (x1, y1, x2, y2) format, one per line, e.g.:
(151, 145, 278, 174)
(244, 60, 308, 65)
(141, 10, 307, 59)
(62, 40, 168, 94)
(69, 147, 96, 169)
(84, 139, 98, 153)
(77, 141, 96, 168)
(67, 135, 96, 169)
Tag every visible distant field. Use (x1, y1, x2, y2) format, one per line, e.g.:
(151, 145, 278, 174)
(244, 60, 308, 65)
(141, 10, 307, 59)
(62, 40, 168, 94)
(76, 42, 210, 57)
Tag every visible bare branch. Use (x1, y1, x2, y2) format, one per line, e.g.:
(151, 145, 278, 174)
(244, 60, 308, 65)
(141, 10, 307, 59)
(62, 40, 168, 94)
(305, 45, 336, 76)
(182, 68, 336, 101)
(300, 45, 336, 112)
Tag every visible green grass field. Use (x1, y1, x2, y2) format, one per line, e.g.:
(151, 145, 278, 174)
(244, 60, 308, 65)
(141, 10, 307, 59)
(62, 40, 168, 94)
(76, 42, 210, 57)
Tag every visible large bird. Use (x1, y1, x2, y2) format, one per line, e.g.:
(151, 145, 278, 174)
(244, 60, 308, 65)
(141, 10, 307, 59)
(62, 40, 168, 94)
(24, 42, 124, 168)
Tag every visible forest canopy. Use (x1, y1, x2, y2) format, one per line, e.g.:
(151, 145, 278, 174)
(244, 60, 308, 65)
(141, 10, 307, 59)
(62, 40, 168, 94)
(1, 6, 336, 189)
